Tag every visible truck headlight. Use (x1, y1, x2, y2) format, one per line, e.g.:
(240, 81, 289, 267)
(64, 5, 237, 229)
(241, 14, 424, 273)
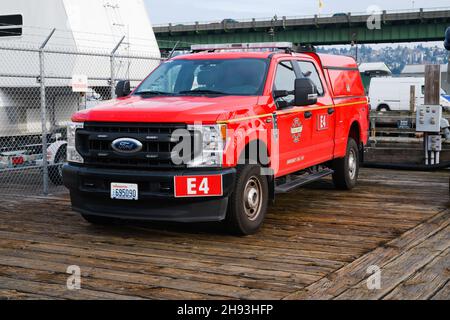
(67, 122, 84, 164)
(187, 124, 226, 168)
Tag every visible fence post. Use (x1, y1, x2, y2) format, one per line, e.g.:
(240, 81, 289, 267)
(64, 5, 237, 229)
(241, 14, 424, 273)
(110, 36, 126, 99)
(39, 29, 55, 196)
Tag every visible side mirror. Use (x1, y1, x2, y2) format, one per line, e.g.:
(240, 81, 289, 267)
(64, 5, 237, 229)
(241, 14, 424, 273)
(294, 78, 318, 106)
(445, 27, 450, 51)
(115, 80, 131, 98)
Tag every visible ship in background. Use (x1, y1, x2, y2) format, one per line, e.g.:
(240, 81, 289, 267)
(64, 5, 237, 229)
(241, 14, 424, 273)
(0, 0, 161, 185)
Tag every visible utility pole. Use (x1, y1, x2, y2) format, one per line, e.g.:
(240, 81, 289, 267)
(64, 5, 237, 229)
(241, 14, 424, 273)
(351, 32, 358, 63)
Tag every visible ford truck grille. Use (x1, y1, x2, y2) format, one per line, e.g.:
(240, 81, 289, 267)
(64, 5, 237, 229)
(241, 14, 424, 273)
(76, 122, 192, 169)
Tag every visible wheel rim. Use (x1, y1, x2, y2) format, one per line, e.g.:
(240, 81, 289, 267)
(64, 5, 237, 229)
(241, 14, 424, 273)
(348, 149, 357, 180)
(243, 176, 263, 221)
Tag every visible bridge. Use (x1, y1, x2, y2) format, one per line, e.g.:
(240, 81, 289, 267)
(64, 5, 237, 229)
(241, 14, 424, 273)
(154, 8, 450, 50)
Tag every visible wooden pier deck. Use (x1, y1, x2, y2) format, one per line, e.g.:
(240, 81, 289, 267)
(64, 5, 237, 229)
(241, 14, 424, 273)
(0, 168, 449, 300)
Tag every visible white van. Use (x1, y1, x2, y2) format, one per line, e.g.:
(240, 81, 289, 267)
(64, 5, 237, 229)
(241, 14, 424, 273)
(369, 77, 449, 111)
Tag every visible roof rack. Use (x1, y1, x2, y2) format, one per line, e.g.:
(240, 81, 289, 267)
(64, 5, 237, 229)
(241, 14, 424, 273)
(191, 42, 315, 53)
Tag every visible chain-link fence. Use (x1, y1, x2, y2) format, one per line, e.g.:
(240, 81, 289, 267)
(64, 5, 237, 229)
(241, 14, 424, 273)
(0, 35, 164, 196)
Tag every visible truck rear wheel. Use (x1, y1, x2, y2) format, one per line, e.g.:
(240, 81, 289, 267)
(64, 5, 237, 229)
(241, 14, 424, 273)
(226, 165, 269, 235)
(332, 138, 359, 190)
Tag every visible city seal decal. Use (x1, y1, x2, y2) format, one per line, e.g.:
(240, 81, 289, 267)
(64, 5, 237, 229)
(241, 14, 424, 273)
(291, 118, 303, 143)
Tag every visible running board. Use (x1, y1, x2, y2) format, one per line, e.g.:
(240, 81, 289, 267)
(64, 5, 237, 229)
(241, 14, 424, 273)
(275, 169, 334, 194)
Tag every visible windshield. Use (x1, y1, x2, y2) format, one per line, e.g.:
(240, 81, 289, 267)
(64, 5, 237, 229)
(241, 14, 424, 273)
(134, 58, 269, 96)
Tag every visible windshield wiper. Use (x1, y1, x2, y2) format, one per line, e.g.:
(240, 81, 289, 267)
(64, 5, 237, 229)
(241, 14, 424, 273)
(134, 90, 174, 96)
(179, 89, 230, 96)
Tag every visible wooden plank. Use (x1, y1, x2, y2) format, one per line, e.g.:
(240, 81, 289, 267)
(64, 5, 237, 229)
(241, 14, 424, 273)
(431, 280, 450, 300)
(0, 216, 372, 260)
(335, 225, 450, 299)
(283, 210, 450, 299)
(0, 230, 325, 284)
(0, 265, 224, 300)
(0, 243, 303, 294)
(0, 255, 287, 300)
(383, 248, 450, 300)
(0, 275, 142, 300)
(0, 289, 58, 300)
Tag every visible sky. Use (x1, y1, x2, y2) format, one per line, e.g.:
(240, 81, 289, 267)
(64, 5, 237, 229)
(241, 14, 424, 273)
(145, 0, 450, 24)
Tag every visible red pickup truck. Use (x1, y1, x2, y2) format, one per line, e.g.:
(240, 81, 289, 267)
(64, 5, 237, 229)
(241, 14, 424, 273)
(63, 42, 369, 235)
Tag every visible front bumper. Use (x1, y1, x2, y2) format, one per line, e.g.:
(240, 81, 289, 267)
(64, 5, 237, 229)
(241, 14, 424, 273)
(63, 164, 236, 223)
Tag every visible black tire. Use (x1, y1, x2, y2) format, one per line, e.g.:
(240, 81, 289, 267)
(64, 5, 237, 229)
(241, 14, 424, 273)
(377, 104, 390, 112)
(81, 214, 116, 225)
(226, 165, 269, 235)
(332, 138, 359, 190)
(49, 145, 66, 186)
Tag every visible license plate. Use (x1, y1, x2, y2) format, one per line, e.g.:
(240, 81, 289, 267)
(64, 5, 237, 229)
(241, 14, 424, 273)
(11, 156, 25, 165)
(174, 175, 223, 198)
(111, 183, 138, 200)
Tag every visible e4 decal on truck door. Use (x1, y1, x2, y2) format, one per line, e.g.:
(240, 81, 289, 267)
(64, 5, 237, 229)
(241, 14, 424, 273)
(174, 175, 223, 198)
(317, 114, 329, 131)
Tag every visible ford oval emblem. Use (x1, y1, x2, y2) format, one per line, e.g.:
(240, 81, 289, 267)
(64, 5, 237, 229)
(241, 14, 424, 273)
(111, 138, 143, 154)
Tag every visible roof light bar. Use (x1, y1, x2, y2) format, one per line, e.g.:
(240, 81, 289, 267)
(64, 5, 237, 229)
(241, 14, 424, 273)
(191, 42, 294, 52)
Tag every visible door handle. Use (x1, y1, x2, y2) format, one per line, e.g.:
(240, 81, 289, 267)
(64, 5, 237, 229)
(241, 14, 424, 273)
(328, 108, 335, 115)
(304, 111, 312, 119)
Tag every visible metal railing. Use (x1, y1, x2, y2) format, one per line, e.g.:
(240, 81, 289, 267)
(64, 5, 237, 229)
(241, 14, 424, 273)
(153, 6, 450, 27)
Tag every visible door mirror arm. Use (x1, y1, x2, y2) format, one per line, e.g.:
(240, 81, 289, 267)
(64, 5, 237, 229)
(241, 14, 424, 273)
(273, 90, 293, 100)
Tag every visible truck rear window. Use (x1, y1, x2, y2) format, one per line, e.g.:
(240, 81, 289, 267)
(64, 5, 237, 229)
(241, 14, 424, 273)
(135, 58, 269, 96)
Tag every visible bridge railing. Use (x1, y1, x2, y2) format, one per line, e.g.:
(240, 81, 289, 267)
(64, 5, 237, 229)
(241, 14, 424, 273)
(153, 6, 450, 28)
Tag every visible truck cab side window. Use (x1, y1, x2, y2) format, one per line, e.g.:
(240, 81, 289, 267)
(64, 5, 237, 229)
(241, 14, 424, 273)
(297, 61, 324, 96)
(274, 61, 296, 107)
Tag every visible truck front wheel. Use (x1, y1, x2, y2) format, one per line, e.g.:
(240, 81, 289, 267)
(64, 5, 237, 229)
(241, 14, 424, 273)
(332, 138, 359, 190)
(226, 165, 269, 235)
